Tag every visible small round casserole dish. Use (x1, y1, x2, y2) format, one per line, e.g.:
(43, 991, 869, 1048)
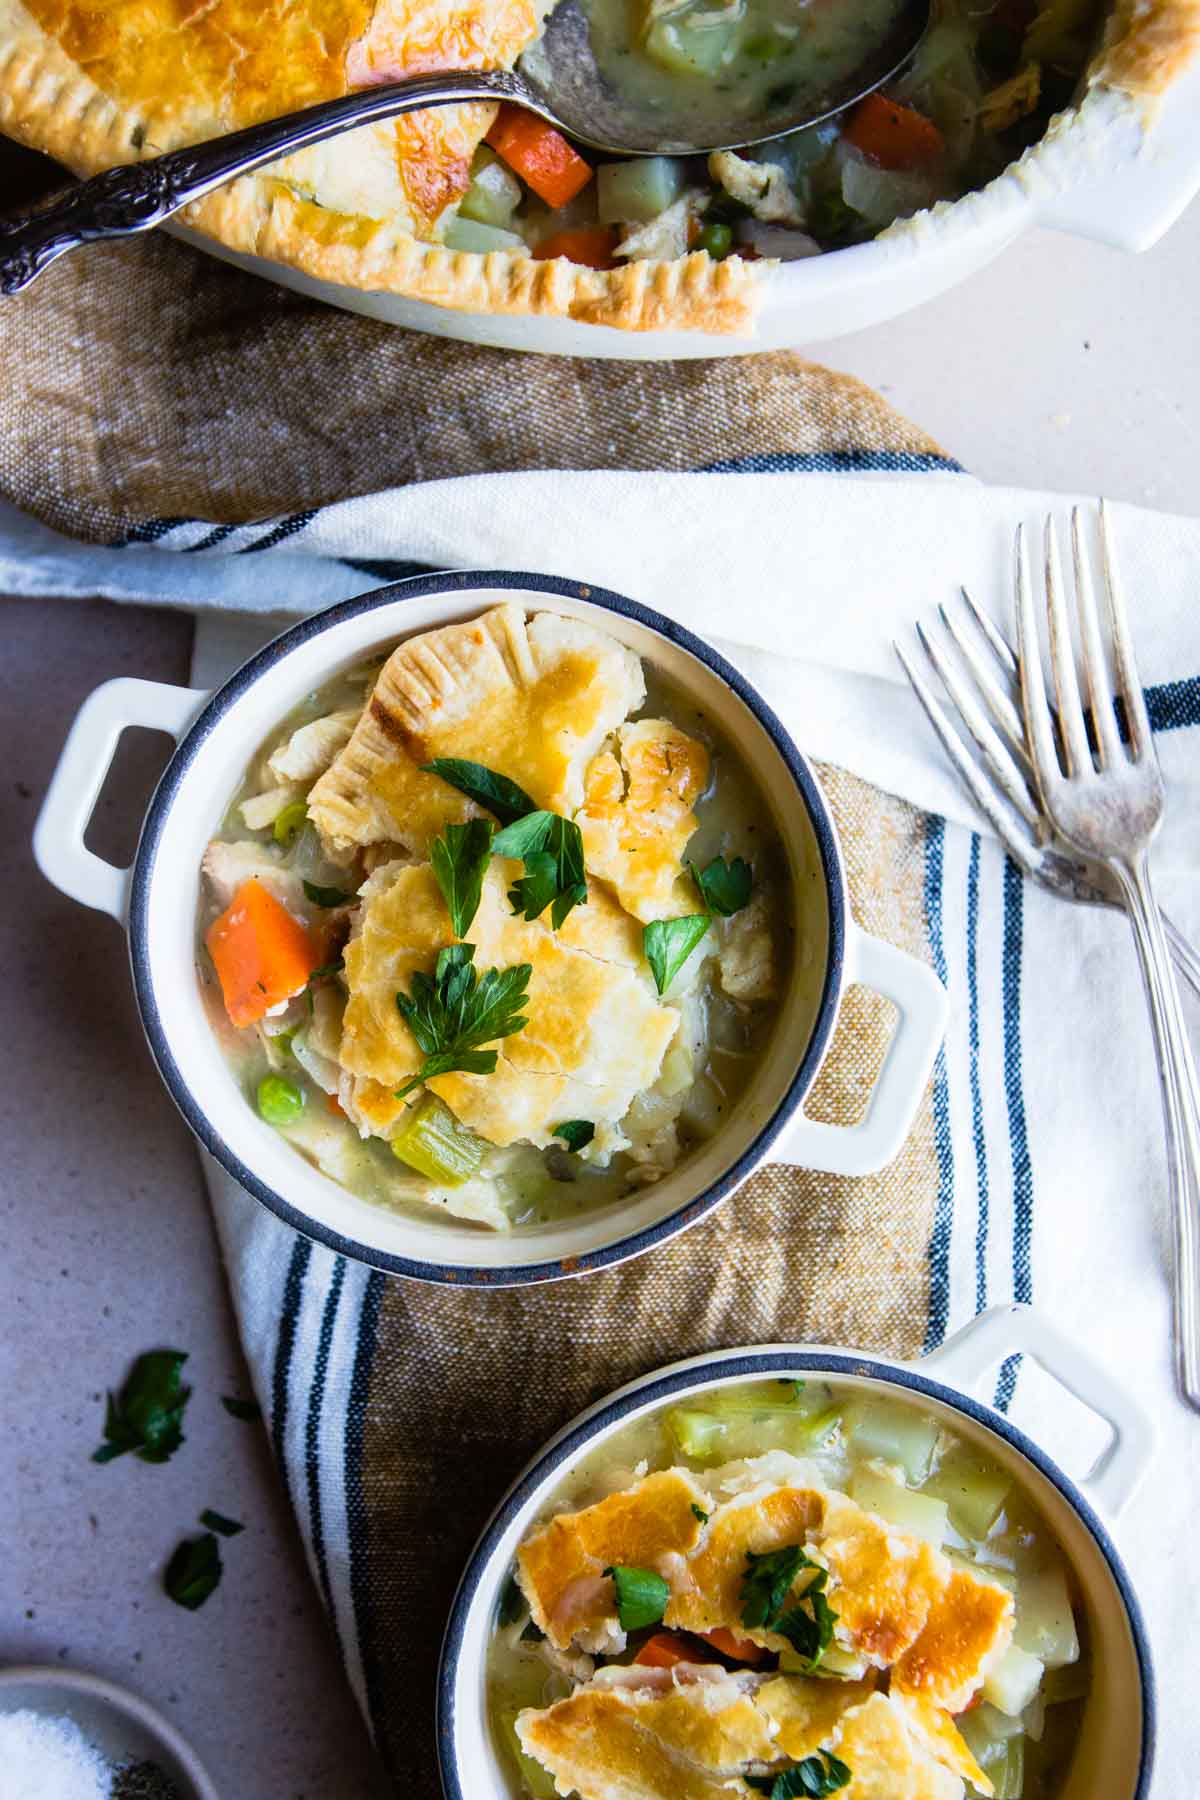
(438, 1303, 1155, 1799)
(34, 570, 946, 1286)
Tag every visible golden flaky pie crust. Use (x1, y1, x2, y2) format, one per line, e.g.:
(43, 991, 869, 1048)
(0, 0, 1197, 333)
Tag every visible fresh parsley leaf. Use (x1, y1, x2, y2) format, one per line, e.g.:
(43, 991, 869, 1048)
(691, 855, 752, 918)
(553, 1120, 595, 1152)
(744, 1752, 852, 1797)
(307, 958, 345, 985)
(604, 1564, 670, 1633)
(303, 880, 355, 908)
(740, 1545, 838, 1669)
(199, 1509, 245, 1537)
(739, 1545, 808, 1631)
(221, 1395, 261, 1421)
(774, 1584, 837, 1667)
(431, 819, 493, 936)
(643, 914, 711, 996)
(394, 943, 531, 1100)
(498, 1571, 525, 1626)
(164, 1533, 222, 1611)
(494, 812, 588, 930)
(92, 1350, 191, 1465)
(777, 1379, 806, 1398)
(422, 758, 538, 828)
(691, 1503, 710, 1525)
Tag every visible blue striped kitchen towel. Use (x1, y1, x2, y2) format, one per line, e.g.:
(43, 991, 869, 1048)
(10, 462, 1200, 1795)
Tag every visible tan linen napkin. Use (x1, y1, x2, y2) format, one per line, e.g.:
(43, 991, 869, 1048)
(6, 145, 951, 1788)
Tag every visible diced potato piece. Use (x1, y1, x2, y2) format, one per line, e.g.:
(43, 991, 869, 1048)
(1013, 1563, 1079, 1669)
(644, 15, 735, 75)
(443, 216, 529, 254)
(983, 1643, 1044, 1717)
(391, 1095, 488, 1185)
(597, 157, 687, 224)
(459, 147, 523, 227)
(921, 1451, 1012, 1541)
(843, 1398, 940, 1484)
(847, 1468, 949, 1545)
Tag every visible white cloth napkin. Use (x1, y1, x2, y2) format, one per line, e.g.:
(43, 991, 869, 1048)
(9, 471, 1199, 1794)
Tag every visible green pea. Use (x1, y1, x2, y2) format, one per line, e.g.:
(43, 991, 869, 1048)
(273, 801, 308, 847)
(696, 222, 733, 261)
(257, 1075, 305, 1127)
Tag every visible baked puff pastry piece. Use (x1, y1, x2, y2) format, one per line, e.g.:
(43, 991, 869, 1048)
(339, 857, 678, 1143)
(308, 605, 644, 856)
(577, 720, 711, 923)
(515, 1667, 990, 1800)
(514, 1455, 1012, 1702)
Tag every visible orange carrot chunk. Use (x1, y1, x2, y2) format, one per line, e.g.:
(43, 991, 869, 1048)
(532, 225, 618, 269)
(696, 1627, 771, 1664)
(206, 879, 321, 1029)
(634, 1631, 712, 1669)
(486, 105, 593, 208)
(844, 94, 945, 170)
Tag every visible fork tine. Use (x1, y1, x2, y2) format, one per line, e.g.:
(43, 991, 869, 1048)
(960, 585, 1018, 679)
(1043, 515, 1093, 777)
(938, 597, 1030, 771)
(1070, 505, 1124, 769)
(914, 618, 1040, 827)
(894, 640, 1041, 876)
(1015, 522, 1063, 789)
(1098, 498, 1155, 762)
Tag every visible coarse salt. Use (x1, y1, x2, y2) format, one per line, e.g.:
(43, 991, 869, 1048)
(0, 1708, 111, 1800)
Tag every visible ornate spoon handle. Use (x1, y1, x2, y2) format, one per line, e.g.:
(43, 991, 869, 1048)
(0, 69, 530, 295)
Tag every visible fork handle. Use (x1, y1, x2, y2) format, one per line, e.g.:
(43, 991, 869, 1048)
(1163, 909, 1200, 1004)
(1113, 851, 1200, 1412)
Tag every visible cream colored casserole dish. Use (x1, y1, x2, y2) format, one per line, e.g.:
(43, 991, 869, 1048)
(1, 0, 1198, 353)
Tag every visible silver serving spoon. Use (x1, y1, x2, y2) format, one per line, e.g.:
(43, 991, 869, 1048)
(0, 0, 927, 295)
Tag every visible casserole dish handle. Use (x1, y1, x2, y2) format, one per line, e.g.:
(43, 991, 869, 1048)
(34, 677, 209, 924)
(774, 925, 948, 1178)
(924, 1303, 1155, 1515)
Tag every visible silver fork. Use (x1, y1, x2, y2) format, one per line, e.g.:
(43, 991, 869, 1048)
(895, 584, 1200, 999)
(1017, 504, 1200, 1412)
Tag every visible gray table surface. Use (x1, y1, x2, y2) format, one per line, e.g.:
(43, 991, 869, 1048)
(2, 194, 1197, 1800)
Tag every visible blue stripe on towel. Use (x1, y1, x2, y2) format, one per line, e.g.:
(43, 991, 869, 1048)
(700, 450, 965, 476)
(271, 1235, 313, 1508)
(996, 854, 1033, 1412)
(235, 509, 318, 554)
(306, 1255, 347, 1626)
(923, 815, 954, 1353)
(1148, 676, 1200, 733)
(184, 523, 240, 554)
(345, 1269, 387, 1750)
(109, 515, 197, 547)
(966, 836, 990, 1316)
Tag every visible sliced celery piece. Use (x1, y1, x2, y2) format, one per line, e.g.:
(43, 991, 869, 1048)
(988, 1735, 1026, 1800)
(444, 216, 528, 255)
(842, 1398, 940, 1484)
(921, 1450, 1012, 1541)
(391, 1095, 487, 1185)
(644, 14, 735, 77)
(666, 1408, 727, 1461)
(1013, 1562, 1080, 1668)
(459, 148, 523, 228)
(597, 157, 687, 225)
(983, 1642, 1045, 1717)
(848, 1469, 949, 1545)
(499, 1712, 558, 1800)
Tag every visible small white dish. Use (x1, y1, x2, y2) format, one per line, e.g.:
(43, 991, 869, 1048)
(0, 1666, 218, 1799)
(437, 1303, 1155, 1800)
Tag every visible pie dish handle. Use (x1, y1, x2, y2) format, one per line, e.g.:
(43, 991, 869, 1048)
(923, 1303, 1155, 1517)
(34, 677, 209, 925)
(1034, 73, 1200, 252)
(773, 926, 948, 1178)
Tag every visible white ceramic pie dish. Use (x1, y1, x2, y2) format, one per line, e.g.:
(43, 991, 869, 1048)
(170, 73, 1200, 358)
(437, 1302, 1156, 1798)
(34, 570, 946, 1285)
